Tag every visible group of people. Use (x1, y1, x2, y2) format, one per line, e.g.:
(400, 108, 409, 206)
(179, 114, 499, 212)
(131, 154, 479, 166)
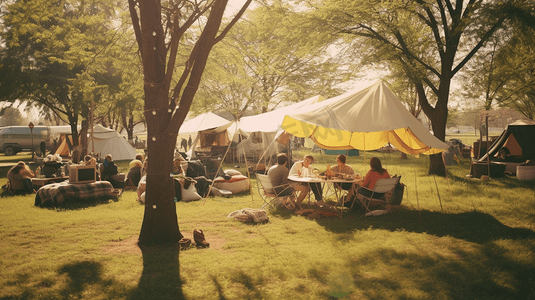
(267, 153, 390, 210)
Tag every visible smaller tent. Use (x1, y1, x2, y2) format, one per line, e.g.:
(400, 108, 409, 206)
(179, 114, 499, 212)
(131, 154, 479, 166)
(87, 125, 138, 161)
(179, 112, 234, 158)
(479, 119, 535, 161)
(53, 125, 137, 160)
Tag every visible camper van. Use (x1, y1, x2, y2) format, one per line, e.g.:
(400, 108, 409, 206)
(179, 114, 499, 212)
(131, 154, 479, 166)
(0, 126, 50, 156)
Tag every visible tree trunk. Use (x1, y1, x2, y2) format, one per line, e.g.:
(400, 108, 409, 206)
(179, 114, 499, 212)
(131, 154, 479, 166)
(137, 0, 181, 245)
(138, 133, 182, 245)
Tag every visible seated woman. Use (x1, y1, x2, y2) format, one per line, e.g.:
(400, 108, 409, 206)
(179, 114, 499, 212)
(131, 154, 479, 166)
(7, 161, 35, 194)
(357, 157, 391, 198)
(126, 160, 143, 187)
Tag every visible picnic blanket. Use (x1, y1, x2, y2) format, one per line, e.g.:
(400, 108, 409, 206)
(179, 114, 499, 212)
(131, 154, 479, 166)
(34, 181, 117, 207)
(228, 208, 269, 223)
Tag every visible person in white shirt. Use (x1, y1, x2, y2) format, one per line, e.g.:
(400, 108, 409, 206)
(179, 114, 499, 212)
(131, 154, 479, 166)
(289, 155, 323, 207)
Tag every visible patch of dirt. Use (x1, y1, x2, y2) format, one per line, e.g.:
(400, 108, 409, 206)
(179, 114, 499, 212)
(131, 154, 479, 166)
(104, 236, 142, 255)
(102, 233, 229, 254)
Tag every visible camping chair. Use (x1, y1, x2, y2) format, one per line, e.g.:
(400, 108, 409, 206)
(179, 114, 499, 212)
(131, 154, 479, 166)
(256, 174, 296, 210)
(353, 177, 400, 215)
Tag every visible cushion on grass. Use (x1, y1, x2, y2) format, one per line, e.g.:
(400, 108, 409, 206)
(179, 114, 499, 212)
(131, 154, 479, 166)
(224, 169, 242, 176)
(213, 177, 250, 194)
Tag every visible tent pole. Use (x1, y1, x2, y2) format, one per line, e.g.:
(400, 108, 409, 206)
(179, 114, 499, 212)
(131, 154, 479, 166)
(414, 166, 420, 218)
(486, 115, 490, 178)
(203, 125, 236, 204)
(433, 174, 444, 212)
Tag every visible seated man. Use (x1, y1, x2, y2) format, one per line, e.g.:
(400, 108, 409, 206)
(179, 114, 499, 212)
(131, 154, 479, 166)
(267, 153, 298, 207)
(100, 154, 119, 187)
(330, 154, 358, 203)
(289, 154, 323, 205)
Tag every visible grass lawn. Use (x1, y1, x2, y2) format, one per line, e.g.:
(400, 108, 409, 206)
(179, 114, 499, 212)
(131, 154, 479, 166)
(1, 150, 534, 299)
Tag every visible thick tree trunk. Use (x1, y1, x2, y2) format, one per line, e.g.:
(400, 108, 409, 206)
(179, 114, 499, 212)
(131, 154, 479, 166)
(139, 134, 182, 245)
(416, 81, 448, 176)
(137, 0, 181, 245)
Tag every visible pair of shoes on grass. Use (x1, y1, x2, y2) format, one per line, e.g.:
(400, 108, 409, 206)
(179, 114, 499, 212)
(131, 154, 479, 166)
(179, 229, 210, 250)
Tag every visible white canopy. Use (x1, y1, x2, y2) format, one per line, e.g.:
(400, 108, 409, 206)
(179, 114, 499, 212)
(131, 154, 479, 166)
(87, 124, 138, 160)
(179, 112, 233, 134)
(237, 95, 325, 133)
(281, 82, 448, 155)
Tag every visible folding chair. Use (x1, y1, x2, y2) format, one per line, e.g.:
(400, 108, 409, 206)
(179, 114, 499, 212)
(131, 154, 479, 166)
(256, 174, 296, 209)
(353, 177, 400, 215)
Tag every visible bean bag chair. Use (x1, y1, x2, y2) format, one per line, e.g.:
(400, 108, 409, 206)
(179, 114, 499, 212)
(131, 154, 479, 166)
(213, 175, 250, 194)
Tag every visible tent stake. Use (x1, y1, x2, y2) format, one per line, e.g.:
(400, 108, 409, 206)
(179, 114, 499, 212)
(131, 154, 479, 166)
(433, 174, 444, 212)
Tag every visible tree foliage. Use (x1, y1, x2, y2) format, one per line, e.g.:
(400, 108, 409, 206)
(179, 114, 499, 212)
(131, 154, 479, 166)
(0, 0, 127, 146)
(194, 0, 357, 119)
(302, 0, 516, 175)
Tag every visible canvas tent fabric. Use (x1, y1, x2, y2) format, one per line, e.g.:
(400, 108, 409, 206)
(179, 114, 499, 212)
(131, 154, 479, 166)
(478, 119, 535, 162)
(179, 112, 233, 134)
(87, 125, 138, 161)
(281, 82, 448, 155)
(238, 95, 325, 133)
(178, 112, 235, 158)
(235, 95, 325, 161)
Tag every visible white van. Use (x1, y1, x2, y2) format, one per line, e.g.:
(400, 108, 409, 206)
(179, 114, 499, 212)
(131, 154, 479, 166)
(0, 126, 50, 156)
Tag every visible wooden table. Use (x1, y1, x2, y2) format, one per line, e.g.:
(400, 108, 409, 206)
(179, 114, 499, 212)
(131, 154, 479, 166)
(288, 175, 363, 217)
(31, 177, 69, 187)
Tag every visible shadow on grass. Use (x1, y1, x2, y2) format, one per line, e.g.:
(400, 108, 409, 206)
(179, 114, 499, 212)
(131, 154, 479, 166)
(56, 261, 118, 299)
(316, 209, 535, 244)
(344, 242, 535, 300)
(34, 196, 119, 210)
(127, 244, 184, 300)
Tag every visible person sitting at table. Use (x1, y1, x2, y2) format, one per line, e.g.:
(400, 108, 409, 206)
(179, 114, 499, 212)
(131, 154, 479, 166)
(100, 154, 119, 186)
(7, 161, 35, 194)
(289, 155, 323, 204)
(267, 153, 299, 207)
(357, 157, 391, 198)
(330, 154, 358, 203)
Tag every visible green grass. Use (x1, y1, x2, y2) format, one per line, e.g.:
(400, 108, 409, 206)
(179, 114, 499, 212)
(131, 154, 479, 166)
(1, 151, 534, 299)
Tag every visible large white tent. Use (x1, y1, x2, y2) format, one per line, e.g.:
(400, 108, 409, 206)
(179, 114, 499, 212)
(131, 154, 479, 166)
(281, 82, 448, 155)
(87, 124, 138, 160)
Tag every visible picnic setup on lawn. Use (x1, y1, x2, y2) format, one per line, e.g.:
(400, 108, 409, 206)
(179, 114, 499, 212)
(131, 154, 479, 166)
(2, 82, 535, 299)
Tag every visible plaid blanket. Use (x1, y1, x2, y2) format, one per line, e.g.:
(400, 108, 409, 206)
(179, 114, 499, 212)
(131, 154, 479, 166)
(34, 181, 116, 207)
(228, 208, 269, 223)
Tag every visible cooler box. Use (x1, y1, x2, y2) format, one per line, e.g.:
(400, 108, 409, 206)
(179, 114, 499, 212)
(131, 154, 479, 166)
(323, 149, 359, 156)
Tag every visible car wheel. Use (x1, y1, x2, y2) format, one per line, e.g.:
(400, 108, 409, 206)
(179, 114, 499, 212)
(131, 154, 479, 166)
(4, 146, 14, 156)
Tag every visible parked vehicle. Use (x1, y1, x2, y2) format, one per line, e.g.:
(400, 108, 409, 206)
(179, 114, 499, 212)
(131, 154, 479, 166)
(0, 126, 50, 156)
